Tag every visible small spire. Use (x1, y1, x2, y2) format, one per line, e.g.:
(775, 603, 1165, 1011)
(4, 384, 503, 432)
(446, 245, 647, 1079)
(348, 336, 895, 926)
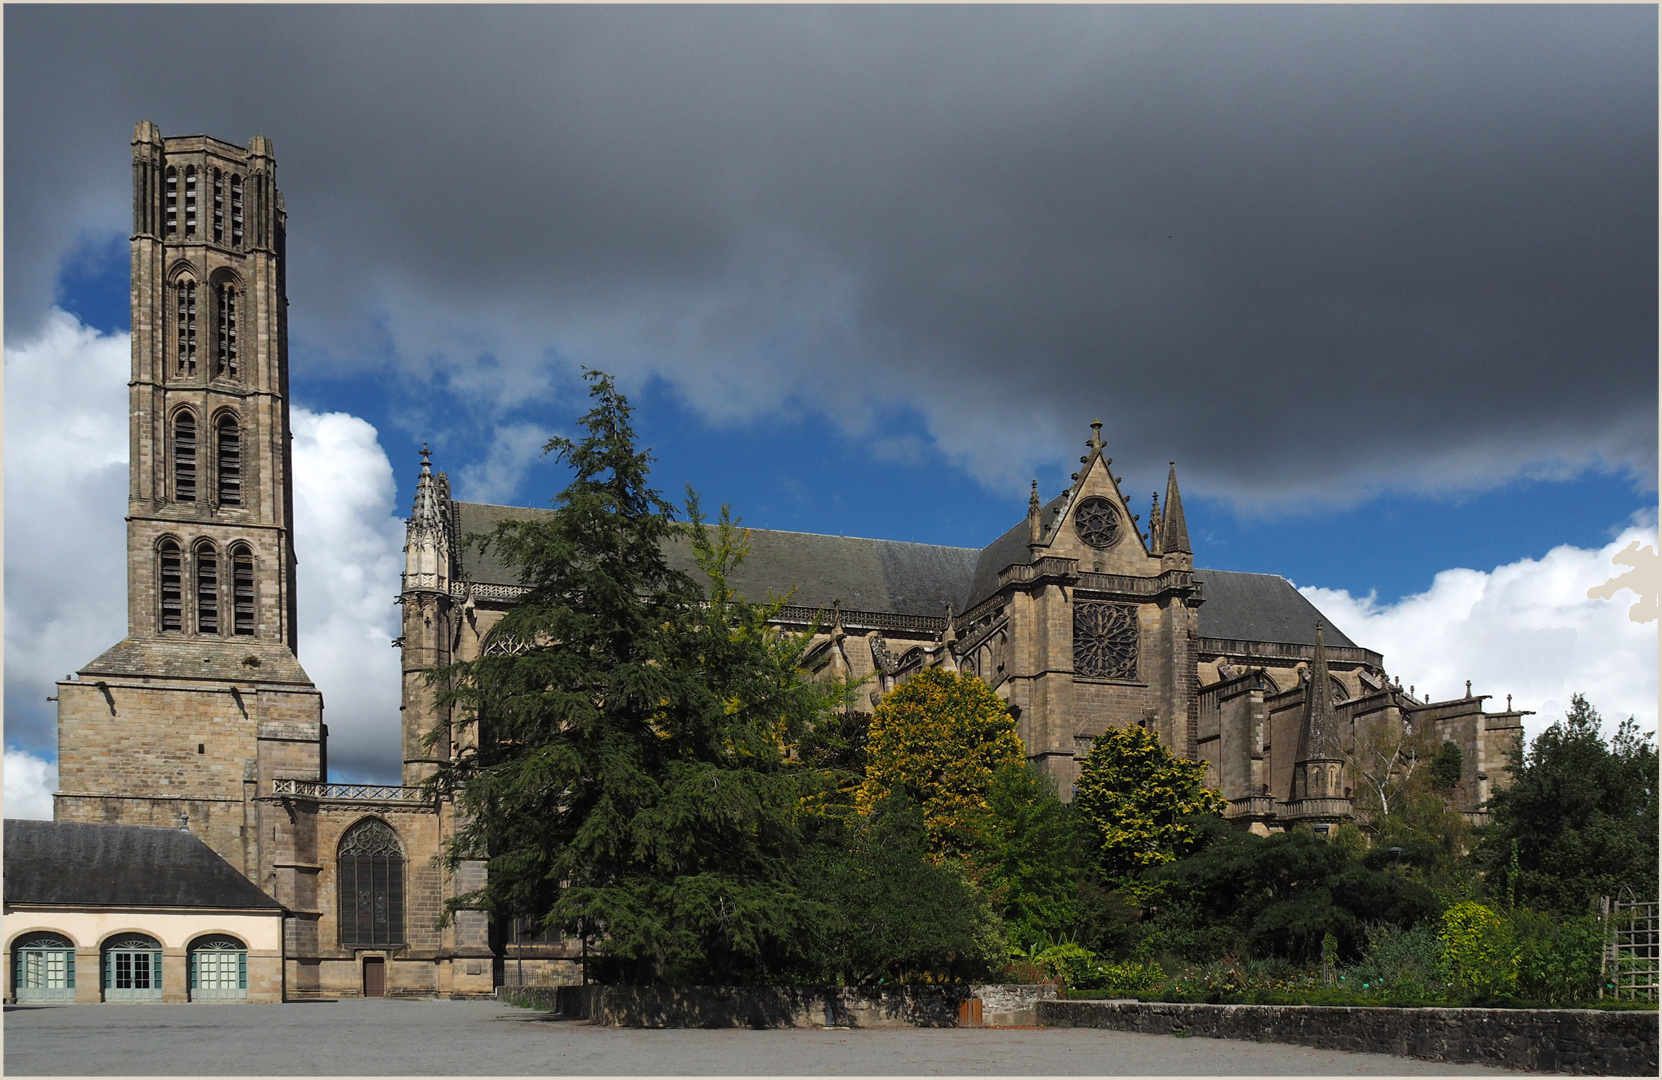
(1159, 461, 1191, 555)
(1297, 623, 1339, 762)
(420, 442, 432, 473)
(1088, 419, 1105, 454)
(1028, 480, 1042, 548)
(1466, 680, 1472, 698)
(1149, 491, 1163, 554)
(941, 602, 957, 647)
(830, 599, 844, 640)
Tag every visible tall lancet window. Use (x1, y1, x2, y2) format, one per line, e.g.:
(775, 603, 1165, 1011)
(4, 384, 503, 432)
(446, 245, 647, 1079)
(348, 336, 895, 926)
(230, 175, 243, 247)
(165, 167, 178, 235)
(338, 819, 406, 946)
(159, 539, 183, 632)
(231, 545, 255, 635)
(215, 284, 238, 377)
(212, 168, 225, 243)
(195, 542, 220, 635)
(176, 280, 197, 375)
(174, 412, 197, 502)
(183, 166, 197, 236)
(216, 414, 242, 506)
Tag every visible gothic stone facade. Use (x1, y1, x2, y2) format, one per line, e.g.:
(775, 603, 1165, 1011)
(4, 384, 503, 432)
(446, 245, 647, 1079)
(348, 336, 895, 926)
(54, 123, 1526, 1000)
(52, 125, 490, 1001)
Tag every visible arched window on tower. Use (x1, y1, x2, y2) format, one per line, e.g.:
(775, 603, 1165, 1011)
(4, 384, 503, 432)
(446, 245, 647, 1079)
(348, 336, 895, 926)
(159, 539, 183, 632)
(164, 167, 178, 235)
(216, 414, 242, 506)
(195, 541, 219, 635)
(173, 412, 197, 502)
(231, 545, 255, 636)
(176, 280, 197, 376)
(338, 819, 405, 946)
(212, 168, 225, 243)
(214, 284, 238, 377)
(183, 166, 197, 236)
(230, 175, 244, 247)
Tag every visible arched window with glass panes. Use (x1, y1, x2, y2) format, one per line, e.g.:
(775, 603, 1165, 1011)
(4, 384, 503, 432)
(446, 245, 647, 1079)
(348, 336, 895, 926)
(173, 411, 198, 502)
(338, 819, 405, 947)
(188, 935, 247, 1001)
(103, 934, 163, 1002)
(12, 933, 76, 1003)
(216, 414, 242, 506)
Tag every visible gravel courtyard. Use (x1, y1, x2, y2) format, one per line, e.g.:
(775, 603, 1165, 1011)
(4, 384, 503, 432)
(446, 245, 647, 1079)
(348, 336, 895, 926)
(3, 997, 1533, 1075)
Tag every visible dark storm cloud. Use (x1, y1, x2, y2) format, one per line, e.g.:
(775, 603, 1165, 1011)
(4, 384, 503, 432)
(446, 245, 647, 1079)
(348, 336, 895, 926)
(7, 4, 1655, 504)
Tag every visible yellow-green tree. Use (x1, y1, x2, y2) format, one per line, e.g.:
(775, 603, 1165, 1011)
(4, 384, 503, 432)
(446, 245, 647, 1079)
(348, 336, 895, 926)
(1073, 724, 1226, 881)
(857, 668, 1026, 860)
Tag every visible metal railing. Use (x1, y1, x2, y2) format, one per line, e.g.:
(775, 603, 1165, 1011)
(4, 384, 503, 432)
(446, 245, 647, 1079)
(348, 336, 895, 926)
(272, 779, 431, 804)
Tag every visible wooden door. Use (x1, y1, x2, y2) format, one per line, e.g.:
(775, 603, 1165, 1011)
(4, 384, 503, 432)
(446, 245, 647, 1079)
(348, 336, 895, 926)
(362, 957, 385, 997)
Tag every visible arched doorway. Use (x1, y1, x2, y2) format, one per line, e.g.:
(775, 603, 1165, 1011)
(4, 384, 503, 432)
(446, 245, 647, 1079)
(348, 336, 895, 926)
(103, 934, 163, 1002)
(188, 935, 247, 1001)
(13, 933, 75, 1003)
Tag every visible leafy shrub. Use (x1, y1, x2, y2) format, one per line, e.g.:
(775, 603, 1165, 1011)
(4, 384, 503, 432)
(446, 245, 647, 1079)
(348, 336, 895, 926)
(1341, 922, 1445, 1002)
(1511, 908, 1604, 1005)
(1438, 901, 1517, 998)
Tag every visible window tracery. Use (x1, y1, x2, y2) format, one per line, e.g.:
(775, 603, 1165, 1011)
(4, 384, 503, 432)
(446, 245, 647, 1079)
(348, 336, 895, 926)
(1073, 601, 1139, 680)
(1073, 497, 1123, 549)
(339, 819, 405, 946)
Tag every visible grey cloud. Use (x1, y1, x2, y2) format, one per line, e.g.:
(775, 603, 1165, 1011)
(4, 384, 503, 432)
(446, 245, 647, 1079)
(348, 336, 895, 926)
(6, 4, 1655, 504)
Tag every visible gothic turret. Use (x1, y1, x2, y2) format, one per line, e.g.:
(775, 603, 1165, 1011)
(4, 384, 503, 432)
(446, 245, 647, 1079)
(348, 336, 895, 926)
(404, 444, 451, 593)
(1284, 623, 1352, 830)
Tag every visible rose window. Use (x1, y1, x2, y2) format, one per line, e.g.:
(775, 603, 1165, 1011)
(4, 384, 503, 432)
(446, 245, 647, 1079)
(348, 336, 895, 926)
(1073, 602, 1139, 680)
(1073, 497, 1123, 549)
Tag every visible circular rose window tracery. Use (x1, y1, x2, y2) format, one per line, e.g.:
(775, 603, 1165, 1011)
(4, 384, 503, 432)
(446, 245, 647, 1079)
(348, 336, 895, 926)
(1074, 602, 1139, 681)
(1073, 496, 1123, 549)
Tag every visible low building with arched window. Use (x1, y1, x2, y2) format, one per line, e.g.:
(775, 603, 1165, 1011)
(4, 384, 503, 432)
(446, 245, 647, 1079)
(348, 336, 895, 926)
(3, 819, 283, 1003)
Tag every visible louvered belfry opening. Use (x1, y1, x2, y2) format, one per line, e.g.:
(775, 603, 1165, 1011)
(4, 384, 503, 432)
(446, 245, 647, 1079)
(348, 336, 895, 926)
(159, 539, 183, 631)
(164, 167, 178, 235)
(215, 285, 238, 377)
(183, 166, 197, 236)
(174, 412, 197, 501)
(176, 280, 197, 375)
(232, 546, 255, 635)
(230, 174, 243, 246)
(212, 168, 225, 243)
(195, 542, 219, 635)
(338, 819, 405, 946)
(217, 414, 242, 505)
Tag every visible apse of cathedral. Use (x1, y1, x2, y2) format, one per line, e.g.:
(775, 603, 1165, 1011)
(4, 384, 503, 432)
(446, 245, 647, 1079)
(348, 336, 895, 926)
(49, 124, 1528, 999)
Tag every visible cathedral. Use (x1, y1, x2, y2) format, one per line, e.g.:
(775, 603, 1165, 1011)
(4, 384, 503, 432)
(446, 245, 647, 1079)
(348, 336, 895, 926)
(39, 124, 1527, 1001)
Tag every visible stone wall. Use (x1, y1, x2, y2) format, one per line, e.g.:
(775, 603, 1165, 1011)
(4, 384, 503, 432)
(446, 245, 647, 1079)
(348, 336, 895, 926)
(1039, 1000, 1659, 1076)
(499, 984, 965, 1028)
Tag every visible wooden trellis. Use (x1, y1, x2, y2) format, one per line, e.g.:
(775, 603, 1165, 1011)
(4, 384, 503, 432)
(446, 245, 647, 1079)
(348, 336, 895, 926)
(1600, 893, 1659, 1001)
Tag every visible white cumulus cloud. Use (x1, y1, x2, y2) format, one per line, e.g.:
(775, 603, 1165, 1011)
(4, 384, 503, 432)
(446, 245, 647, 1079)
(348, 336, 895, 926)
(1301, 520, 1659, 744)
(2, 310, 408, 785)
(455, 421, 558, 504)
(4, 750, 59, 819)
(291, 409, 406, 782)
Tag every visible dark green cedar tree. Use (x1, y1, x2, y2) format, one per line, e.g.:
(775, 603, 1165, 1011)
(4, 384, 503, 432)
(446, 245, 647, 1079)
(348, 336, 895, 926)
(426, 371, 830, 985)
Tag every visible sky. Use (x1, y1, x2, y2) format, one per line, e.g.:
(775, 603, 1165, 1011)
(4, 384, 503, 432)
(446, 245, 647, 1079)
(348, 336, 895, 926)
(5, 6, 1657, 815)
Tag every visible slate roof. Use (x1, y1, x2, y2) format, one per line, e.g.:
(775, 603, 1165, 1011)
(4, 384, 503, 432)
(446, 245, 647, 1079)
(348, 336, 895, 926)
(451, 500, 1361, 648)
(3, 819, 283, 911)
(1192, 570, 1358, 648)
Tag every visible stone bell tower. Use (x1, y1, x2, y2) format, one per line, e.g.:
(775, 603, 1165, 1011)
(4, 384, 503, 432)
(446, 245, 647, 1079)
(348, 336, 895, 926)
(54, 123, 324, 889)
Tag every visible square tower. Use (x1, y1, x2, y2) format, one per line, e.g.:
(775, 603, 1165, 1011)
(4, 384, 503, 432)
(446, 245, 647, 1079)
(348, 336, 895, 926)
(54, 123, 324, 889)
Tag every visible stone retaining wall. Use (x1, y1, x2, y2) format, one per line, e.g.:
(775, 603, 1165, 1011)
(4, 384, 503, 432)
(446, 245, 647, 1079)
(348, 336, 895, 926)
(498, 984, 964, 1028)
(1039, 1000, 1658, 1076)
